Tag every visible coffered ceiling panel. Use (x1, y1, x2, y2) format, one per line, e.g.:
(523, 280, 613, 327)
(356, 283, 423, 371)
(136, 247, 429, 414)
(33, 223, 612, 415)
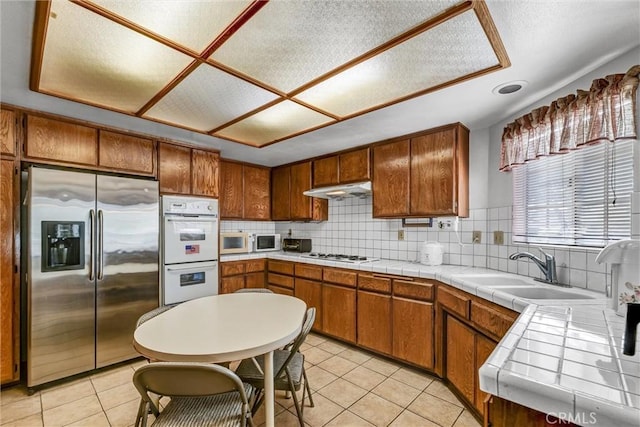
(90, 0, 252, 53)
(144, 63, 280, 132)
(210, 0, 460, 93)
(37, 0, 194, 112)
(213, 100, 335, 147)
(294, 9, 499, 117)
(31, 0, 510, 147)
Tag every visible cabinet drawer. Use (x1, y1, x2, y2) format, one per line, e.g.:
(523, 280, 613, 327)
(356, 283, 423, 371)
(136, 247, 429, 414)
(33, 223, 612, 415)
(295, 263, 323, 280)
(268, 260, 294, 275)
(358, 274, 391, 294)
(268, 285, 294, 297)
(246, 259, 266, 273)
(471, 302, 516, 339)
(268, 272, 294, 289)
(221, 261, 245, 277)
(437, 286, 470, 319)
(323, 268, 357, 288)
(394, 280, 434, 301)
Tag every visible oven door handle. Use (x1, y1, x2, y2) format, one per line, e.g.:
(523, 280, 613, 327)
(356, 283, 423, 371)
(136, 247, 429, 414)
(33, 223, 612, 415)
(166, 263, 217, 272)
(165, 217, 217, 223)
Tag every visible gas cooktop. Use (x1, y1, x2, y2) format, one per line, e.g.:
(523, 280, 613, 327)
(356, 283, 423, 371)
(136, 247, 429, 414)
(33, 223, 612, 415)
(300, 253, 379, 264)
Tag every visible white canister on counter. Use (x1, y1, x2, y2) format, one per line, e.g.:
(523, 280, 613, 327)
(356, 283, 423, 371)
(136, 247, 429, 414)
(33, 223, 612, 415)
(419, 241, 444, 266)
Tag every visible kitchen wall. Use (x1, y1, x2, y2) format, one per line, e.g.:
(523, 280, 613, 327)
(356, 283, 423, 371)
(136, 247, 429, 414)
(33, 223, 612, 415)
(274, 47, 640, 292)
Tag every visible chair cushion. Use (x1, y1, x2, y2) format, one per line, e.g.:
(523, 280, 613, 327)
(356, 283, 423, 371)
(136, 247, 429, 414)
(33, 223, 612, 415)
(152, 383, 253, 427)
(235, 350, 304, 391)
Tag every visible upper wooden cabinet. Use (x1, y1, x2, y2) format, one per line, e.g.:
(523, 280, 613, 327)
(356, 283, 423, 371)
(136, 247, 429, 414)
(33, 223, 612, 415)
(98, 130, 155, 176)
(372, 123, 469, 218)
(191, 149, 219, 198)
(159, 142, 219, 198)
(1, 108, 17, 157)
(312, 147, 370, 187)
(220, 160, 270, 220)
(25, 114, 98, 166)
(23, 113, 157, 176)
(272, 161, 327, 221)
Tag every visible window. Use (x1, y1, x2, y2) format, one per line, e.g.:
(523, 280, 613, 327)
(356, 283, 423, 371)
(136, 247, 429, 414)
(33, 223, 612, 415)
(513, 140, 634, 248)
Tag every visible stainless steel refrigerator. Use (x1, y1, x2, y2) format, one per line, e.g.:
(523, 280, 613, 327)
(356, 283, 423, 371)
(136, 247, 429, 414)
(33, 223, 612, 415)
(26, 166, 159, 387)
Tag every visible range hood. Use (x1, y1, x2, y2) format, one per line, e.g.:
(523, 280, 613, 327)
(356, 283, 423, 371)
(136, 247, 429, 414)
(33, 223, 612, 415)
(303, 181, 372, 200)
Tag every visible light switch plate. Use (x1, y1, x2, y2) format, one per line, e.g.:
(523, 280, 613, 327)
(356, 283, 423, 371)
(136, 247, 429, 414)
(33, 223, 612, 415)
(494, 231, 504, 245)
(398, 230, 405, 240)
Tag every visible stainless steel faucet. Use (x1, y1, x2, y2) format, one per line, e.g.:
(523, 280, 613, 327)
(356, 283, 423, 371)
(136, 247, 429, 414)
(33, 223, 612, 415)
(508, 248, 570, 287)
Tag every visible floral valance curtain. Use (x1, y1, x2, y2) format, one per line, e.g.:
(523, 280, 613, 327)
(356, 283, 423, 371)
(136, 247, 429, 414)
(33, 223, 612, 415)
(500, 65, 640, 171)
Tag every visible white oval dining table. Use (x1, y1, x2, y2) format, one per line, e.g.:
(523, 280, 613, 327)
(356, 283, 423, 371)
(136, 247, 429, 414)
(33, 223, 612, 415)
(133, 293, 307, 427)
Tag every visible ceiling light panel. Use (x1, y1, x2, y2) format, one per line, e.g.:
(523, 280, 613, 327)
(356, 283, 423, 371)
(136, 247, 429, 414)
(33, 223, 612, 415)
(295, 10, 499, 117)
(214, 100, 335, 147)
(144, 63, 280, 132)
(90, 0, 252, 53)
(39, 0, 193, 113)
(210, 0, 460, 93)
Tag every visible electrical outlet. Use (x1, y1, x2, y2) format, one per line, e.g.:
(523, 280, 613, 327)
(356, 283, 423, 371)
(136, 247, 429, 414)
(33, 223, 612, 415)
(398, 230, 405, 241)
(494, 230, 504, 245)
(472, 230, 482, 243)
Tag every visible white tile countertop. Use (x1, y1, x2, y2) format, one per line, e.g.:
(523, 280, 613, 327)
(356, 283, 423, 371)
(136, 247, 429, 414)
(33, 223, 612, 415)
(221, 252, 639, 426)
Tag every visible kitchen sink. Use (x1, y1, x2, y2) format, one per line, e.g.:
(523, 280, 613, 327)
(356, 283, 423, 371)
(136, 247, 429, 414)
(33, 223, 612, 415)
(492, 286, 596, 300)
(452, 275, 534, 287)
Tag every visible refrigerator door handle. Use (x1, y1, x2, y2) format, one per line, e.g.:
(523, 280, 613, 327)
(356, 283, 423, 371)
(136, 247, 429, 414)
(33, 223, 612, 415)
(98, 209, 104, 280)
(89, 209, 96, 281)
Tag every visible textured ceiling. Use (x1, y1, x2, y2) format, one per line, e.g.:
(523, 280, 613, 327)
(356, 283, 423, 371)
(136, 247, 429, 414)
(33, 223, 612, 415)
(31, 0, 509, 147)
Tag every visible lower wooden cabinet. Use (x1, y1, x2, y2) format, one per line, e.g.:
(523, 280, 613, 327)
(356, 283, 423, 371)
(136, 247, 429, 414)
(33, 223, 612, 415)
(475, 334, 497, 415)
(220, 259, 266, 294)
(485, 395, 578, 427)
(294, 278, 322, 331)
(322, 283, 356, 343)
(446, 315, 476, 404)
(1, 159, 18, 384)
(393, 297, 434, 369)
(357, 290, 391, 354)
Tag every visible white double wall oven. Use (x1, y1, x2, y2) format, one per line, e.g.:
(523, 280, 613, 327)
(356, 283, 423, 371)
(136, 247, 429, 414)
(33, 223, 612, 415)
(162, 196, 219, 305)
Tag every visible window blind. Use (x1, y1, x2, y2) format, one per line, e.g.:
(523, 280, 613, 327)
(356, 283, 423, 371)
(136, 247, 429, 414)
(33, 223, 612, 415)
(513, 139, 634, 248)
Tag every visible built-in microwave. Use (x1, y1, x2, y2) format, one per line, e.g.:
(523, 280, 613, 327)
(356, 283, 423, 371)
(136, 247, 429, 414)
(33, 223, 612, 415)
(220, 232, 252, 254)
(253, 233, 281, 252)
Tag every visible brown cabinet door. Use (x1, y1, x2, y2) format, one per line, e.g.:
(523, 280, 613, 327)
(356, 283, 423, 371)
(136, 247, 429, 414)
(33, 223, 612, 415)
(372, 139, 410, 217)
(221, 261, 245, 277)
(339, 147, 370, 183)
(475, 334, 497, 416)
(445, 315, 475, 404)
(322, 284, 356, 342)
(191, 149, 219, 197)
(357, 291, 392, 354)
(25, 115, 98, 166)
(220, 276, 245, 294)
(243, 165, 271, 220)
(294, 278, 322, 331)
(313, 156, 339, 187)
(1, 159, 17, 383)
(99, 130, 155, 175)
(1, 109, 16, 157)
(393, 297, 434, 369)
(159, 143, 191, 194)
(410, 129, 456, 216)
(220, 160, 244, 218)
(271, 166, 290, 220)
(245, 272, 266, 289)
(290, 162, 312, 220)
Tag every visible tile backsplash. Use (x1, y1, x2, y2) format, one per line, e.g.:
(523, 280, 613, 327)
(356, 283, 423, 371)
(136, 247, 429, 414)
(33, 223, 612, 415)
(222, 190, 639, 292)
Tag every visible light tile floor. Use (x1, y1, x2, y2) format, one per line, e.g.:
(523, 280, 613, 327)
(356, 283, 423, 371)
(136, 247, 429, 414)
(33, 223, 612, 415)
(1, 333, 481, 427)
